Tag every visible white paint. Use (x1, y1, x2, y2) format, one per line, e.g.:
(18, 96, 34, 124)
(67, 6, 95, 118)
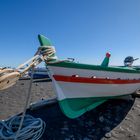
(48, 66, 140, 79)
(47, 66, 140, 101)
(54, 81, 140, 100)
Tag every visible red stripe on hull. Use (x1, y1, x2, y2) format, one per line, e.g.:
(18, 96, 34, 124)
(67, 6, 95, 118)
(53, 75, 140, 84)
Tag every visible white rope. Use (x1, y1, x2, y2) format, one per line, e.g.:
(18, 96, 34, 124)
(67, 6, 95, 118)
(0, 68, 46, 140)
(38, 46, 58, 62)
(0, 45, 57, 91)
(0, 115, 46, 140)
(15, 68, 35, 140)
(0, 45, 57, 139)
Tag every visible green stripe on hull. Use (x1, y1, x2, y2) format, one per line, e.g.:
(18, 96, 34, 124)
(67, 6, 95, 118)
(48, 61, 140, 74)
(58, 95, 131, 118)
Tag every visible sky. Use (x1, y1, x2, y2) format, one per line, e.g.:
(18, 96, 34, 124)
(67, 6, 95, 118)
(0, 0, 140, 67)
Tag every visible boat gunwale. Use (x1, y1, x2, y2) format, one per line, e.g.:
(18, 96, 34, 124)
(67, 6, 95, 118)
(47, 61, 140, 74)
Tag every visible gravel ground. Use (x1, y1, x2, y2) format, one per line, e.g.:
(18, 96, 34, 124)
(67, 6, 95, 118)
(0, 80, 140, 140)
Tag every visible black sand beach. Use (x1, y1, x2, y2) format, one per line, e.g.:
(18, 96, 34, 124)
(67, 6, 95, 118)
(0, 80, 140, 140)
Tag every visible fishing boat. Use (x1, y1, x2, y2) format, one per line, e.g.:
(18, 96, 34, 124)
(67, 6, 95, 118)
(28, 67, 50, 79)
(1, 35, 140, 119)
(37, 35, 140, 118)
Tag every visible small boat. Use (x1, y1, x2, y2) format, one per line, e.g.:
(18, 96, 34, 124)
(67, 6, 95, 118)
(38, 35, 140, 119)
(28, 67, 50, 79)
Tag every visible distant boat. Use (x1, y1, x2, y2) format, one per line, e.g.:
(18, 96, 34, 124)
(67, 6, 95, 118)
(28, 67, 50, 79)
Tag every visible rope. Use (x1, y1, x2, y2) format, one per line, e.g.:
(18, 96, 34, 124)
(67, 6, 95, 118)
(0, 115, 46, 140)
(0, 68, 46, 140)
(15, 68, 34, 140)
(0, 45, 57, 91)
(0, 45, 58, 139)
(37, 45, 58, 62)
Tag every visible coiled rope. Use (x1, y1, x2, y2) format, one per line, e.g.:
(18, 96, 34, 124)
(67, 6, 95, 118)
(0, 68, 46, 140)
(0, 45, 57, 139)
(0, 115, 46, 140)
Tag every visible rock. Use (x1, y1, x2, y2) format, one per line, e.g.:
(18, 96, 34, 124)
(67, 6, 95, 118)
(132, 107, 135, 110)
(91, 128, 95, 132)
(105, 132, 112, 138)
(119, 126, 124, 131)
(69, 135, 74, 139)
(115, 118, 120, 122)
(61, 131, 65, 134)
(133, 91, 140, 97)
(65, 138, 71, 140)
(136, 104, 140, 108)
(103, 127, 111, 132)
(61, 127, 69, 131)
(83, 137, 91, 140)
(125, 117, 130, 120)
(87, 121, 93, 127)
(99, 116, 104, 122)
(100, 137, 107, 140)
(128, 133, 136, 137)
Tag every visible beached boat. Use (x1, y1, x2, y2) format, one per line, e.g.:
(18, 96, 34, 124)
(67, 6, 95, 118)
(1, 35, 140, 119)
(28, 67, 50, 79)
(38, 35, 140, 118)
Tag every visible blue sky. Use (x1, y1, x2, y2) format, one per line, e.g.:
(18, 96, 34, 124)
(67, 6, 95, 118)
(0, 0, 140, 67)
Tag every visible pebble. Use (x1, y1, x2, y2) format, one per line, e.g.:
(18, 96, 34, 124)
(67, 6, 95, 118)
(101, 137, 107, 140)
(119, 126, 124, 131)
(87, 121, 93, 127)
(83, 137, 91, 140)
(136, 104, 140, 108)
(105, 132, 112, 138)
(132, 107, 135, 110)
(128, 133, 136, 137)
(99, 116, 104, 122)
(65, 138, 71, 140)
(69, 135, 74, 139)
(91, 128, 95, 132)
(125, 117, 130, 120)
(61, 131, 65, 134)
(103, 127, 111, 132)
(79, 121, 84, 126)
(88, 134, 94, 138)
(61, 127, 69, 131)
(115, 118, 120, 122)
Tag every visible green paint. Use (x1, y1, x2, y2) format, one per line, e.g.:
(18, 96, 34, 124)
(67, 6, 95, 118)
(38, 34, 52, 46)
(59, 97, 106, 118)
(48, 61, 140, 74)
(101, 57, 109, 67)
(58, 95, 131, 118)
(38, 34, 57, 62)
(101, 53, 110, 67)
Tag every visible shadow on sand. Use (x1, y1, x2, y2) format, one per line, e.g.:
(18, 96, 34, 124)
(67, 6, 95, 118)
(28, 97, 135, 140)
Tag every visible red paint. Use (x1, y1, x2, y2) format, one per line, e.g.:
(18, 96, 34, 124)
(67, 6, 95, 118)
(106, 52, 111, 58)
(53, 75, 140, 84)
